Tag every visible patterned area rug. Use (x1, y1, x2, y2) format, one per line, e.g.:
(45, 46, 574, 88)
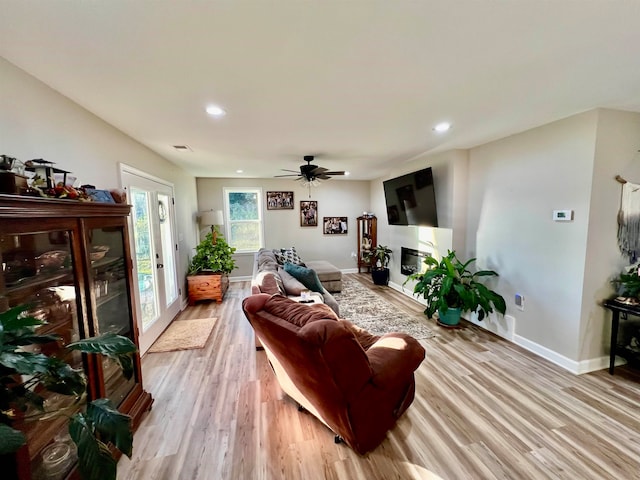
(334, 277, 435, 339)
(148, 318, 217, 353)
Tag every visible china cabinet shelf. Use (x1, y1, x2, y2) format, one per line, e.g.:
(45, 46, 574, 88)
(5, 271, 73, 296)
(356, 215, 377, 273)
(0, 193, 153, 479)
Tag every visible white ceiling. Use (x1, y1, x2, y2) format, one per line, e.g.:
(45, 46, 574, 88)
(1, 1, 640, 181)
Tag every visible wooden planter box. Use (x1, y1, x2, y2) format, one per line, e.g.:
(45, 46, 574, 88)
(187, 273, 229, 305)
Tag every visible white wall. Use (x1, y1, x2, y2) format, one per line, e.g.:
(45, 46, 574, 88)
(196, 177, 370, 277)
(580, 109, 640, 362)
(467, 111, 599, 363)
(0, 57, 199, 304)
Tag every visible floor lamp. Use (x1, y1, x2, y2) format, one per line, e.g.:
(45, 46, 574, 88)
(200, 210, 224, 243)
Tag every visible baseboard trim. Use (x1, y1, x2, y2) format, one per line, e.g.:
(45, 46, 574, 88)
(230, 275, 252, 282)
(512, 334, 625, 374)
(390, 280, 617, 375)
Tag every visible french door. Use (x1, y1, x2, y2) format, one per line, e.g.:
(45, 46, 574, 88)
(121, 166, 180, 354)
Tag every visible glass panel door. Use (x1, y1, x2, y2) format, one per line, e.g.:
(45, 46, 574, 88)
(131, 188, 159, 329)
(121, 168, 180, 354)
(158, 193, 178, 306)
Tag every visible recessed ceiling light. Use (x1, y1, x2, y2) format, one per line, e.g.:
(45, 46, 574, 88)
(236, 169, 243, 174)
(433, 122, 451, 133)
(344, 171, 351, 176)
(206, 105, 226, 117)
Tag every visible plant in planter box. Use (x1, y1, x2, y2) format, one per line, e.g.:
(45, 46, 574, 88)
(404, 250, 506, 326)
(0, 304, 137, 480)
(363, 245, 393, 286)
(187, 228, 237, 275)
(187, 228, 237, 304)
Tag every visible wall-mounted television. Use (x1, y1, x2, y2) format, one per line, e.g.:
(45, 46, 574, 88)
(383, 167, 438, 227)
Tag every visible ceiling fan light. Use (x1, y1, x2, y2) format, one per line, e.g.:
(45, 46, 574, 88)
(300, 178, 321, 187)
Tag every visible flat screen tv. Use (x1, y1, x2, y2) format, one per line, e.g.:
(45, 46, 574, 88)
(383, 167, 438, 227)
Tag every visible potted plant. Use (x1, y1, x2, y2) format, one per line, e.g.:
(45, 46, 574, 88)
(187, 227, 237, 304)
(404, 250, 506, 326)
(363, 245, 393, 286)
(0, 304, 137, 480)
(611, 264, 640, 304)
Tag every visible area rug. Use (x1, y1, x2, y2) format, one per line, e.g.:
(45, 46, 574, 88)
(148, 318, 217, 353)
(334, 278, 435, 339)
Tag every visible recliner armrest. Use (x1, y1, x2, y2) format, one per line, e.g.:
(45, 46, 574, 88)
(366, 333, 425, 388)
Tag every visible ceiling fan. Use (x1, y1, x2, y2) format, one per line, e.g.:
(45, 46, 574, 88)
(275, 155, 346, 184)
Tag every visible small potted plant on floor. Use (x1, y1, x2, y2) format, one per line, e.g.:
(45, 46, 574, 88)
(363, 245, 393, 286)
(187, 227, 237, 304)
(404, 250, 506, 326)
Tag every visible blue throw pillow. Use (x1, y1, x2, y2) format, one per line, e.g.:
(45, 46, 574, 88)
(283, 262, 324, 293)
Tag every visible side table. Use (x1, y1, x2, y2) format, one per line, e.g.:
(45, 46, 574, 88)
(603, 298, 640, 374)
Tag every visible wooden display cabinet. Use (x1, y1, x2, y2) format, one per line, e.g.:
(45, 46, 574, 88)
(0, 194, 153, 480)
(357, 215, 377, 273)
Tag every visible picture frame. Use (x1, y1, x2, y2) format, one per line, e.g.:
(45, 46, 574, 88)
(85, 188, 116, 203)
(266, 191, 294, 210)
(323, 216, 348, 235)
(300, 200, 318, 226)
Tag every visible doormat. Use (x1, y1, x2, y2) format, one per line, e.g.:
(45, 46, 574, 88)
(148, 318, 217, 353)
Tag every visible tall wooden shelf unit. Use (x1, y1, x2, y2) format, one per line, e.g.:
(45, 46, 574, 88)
(357, 215, 377, 273)
(0, 194, 152, 480)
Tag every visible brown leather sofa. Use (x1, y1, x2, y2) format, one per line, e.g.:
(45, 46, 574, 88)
(242, 293, 426, 455)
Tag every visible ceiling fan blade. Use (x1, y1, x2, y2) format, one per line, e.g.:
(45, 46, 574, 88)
(280, 169, 300, 173)
(310, 167, 328, 174)
(274, 174, 301, 177)
(316, 174, 331, 180)
(323, 171, 346, 176)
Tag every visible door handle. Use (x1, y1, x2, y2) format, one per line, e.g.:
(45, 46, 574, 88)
(157, 263, 164, 269)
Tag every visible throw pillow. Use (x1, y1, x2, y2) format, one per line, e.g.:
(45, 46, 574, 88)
(273, 247, 304, 266)
(255, 271, 285, 295)
(283, 262, 324, 293)
(278, 267, 308, 295)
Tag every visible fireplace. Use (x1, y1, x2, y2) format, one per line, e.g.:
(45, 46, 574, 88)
(401, 247, 431, 275)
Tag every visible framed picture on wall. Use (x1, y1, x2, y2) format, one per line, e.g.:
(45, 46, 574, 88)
(323, 217, 348, 235)
(266, 191, 294, 210)
(300, 201, 318, 226)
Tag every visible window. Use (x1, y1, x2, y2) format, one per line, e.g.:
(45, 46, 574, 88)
(223, 187, 264, 252)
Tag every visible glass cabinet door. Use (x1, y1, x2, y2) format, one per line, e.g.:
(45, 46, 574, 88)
(87, 226, 136, 407)
(0, 229, 81, 480)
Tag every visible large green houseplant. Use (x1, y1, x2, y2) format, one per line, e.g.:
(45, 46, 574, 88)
(187, 228, 237, 275)
(404, 250, 506, 326)
(0, 304, 137, 480)
(362, 245, 393, 286)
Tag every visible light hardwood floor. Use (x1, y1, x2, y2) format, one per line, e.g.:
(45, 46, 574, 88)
(118, 274, 640, 480)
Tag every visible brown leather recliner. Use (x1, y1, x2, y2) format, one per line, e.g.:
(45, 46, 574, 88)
(242, 293, 426, 455)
